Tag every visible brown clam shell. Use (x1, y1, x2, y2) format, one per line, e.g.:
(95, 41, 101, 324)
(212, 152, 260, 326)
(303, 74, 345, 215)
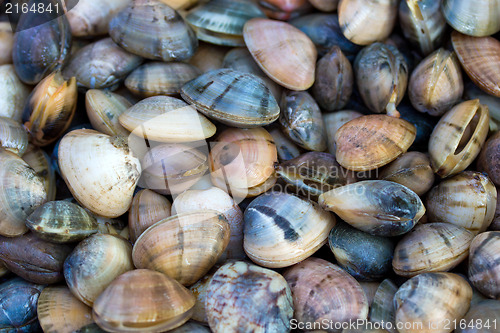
(468, 231, 500, 299)
(477, 131, 500, 187)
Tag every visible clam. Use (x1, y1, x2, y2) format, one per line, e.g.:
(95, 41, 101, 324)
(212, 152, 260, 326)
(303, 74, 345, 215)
(370, 279, 398, 332)
(258, 0, 310, 20)
(129, 189, 172, 243)
(378, 151, 434, 196)
(0, 22, 13, 65)
(189, 267, 218, 324)
(180, 68, 280, 128)
(93, 269, 195, 332)
(62, 38, 143, 89)
(22, 71, 78, 147)
(468, 231, 500, 299)
(132, 211, 230, 286)
(428, 100, 490, 177)
(244, 191, 336, 268)
(125, 62, 201, 97)
(58, 129, 141, 218)
(334, 114, 416, 171)
(0, 65, 30, 122)
(0, 149, 47, 236)
(312, 46, 353, 112)
(328, 222, 394, 281)
(279, 90, 326, 151)
(323, 110, 363, 155)
(408, 49, 463, 116)
(319, 180, 425, 236)
(269, 128, 301, 161)
(64, 233, 134, 306)
(243, 18, 317, 91)
(393, 223, 474, 277)
(206, 260, 293, 333)
(354, 43, 408, 116)
(12, 1, 72, 84)
(172, 187, 245, 261)
(26, 201, 98, 243)
(309, 0, 338, 11)
(0, 233, 72, 284)
(185, 0, 265, 46)
(427, 172, 497, 234)
(85, 89, 131, 137)
(456, 300, 500, 333)
(491, 192, 500, 231)
(22, 144, 56, 202)
(0, 116, 28, 156)
(284, 257, 368, 332)
(442, 0, 500, 37)
(478, 131, 500, 186)
(338, 0, 398, 45)
(394, 273, 472, 333)
(37, 286, 94, 333)
(119, 96, 216, 142)
(465, 82, 500, 133)
(360, 282, 380, 307)
(188, 42, 227, 73)
(109, 0, 198, 61)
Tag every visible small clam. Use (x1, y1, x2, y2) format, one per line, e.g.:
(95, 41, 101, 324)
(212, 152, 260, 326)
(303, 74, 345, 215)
(243, 18, 317, 91)
(22, 144, 56, 202)
(394, 273, 472, 333)
(370, 279, 398, 331)
(408, 49, 463, 116)
(319, 180, 425, 236)
(334, 114, 416, 171)
(109, 0, 198, 61)
(328, 222, 394, 281)
(468, 231, 500, 299)
(309, 0, 338, 12)
(85, 89, 131, 137)
(132, 211, 230, 286)
(258, 0, 310, 20)
(0, 64, 30, 122)
(426, 171, 497, 234)
(188, 42, 227, 73)
(478, 131, 500, 186)
(180, 69, 280, 128)
(339, 0, 398, 45)
(0, 116, 28, 156)
(206, 260, 293, 333)
(0, 22, 13, 65)
(456, 300, 500, 333)
(244, 191, 336, 268)
(269, 128, 301, 161)
(323, 110, 363, 155)
(58, 129, 141, 218)
(442, 0, 500, 37)
(125, 62, 201, 97)
(62, 38, 143, 89)
(64, 233, 134, 306)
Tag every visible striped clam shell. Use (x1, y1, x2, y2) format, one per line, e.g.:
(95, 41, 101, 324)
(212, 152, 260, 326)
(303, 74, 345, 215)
(22, 144, 56, 202)
(468, 231, 500, 299)
(370, 279, 398, 332)
(323, 110, 363, 155)
(85, 89, 131, 138)
(0, 65, 30, 123)
(442, 0, 500, 37)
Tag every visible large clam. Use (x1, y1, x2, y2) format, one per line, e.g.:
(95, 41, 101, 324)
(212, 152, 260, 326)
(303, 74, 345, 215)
(442, 0, 500, 37)
(468, 231, 500, 299)
(85, 89, 131, 137)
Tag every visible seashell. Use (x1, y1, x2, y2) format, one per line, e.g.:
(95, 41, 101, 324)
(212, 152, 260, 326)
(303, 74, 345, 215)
(359, 281, 380, 307)
(128, 189, 171, 243)
(319, 180, 425, 237)
(456, 300, 500, 333)
(370, 279, 398, 332)
(245, 172, 278, 197)
(339, 0, 398, 45)
(243, 18, 317, 91)
(185, 0, 265, 47)
(0, 65, 30, 122)
(0, 22, 13, 65)
(172, 187, 245, 261)
(276, 152, 357, 197)
(478, 131, 500, 186)
(309, 0, 338, 12)
(244, 191, 336, 267)
(22, 71, 78, 147)
(394, 273, 472, 333)
(206, 260, 293, 333)
(323, 110, 363, 155)
(64, 233, 134, 306)
(442, 0, 500, 37)
(378, 151, 434, 196)
(398, 104, 438, 151)
(85, 89, 131, 137)
(334, 114, 416, 171)
(181, 68, 280, 128)
(133, 211, 230, 286)
(37, 286, 94, 333)
(12, 2, 72, 85)
(22, 144, 56, 202)
(354, 43, 408, 116)
(312, 46, 353, 112)
(0, 233, 72, 284)
(452, 32, 500, 97)
(62, 38, 143, 89)
(66, 0, 132, 37)
(0, 116, 28, 156)
(26, 201, 98, 243)
(109, 0, 198, 61)
(490, 192, 500, 231)
(468, 231, 500, 299)
(189, 267, 218, 324)
(58, 129, 141, 218)
(464, 82, 500, 133)
(125, 62, 201, 97)
(188, 42, 227, 73)
(0, 149, 47, 236)
(328, 222, 394, 281)
(119, 96, 216, 142)
(393, 223, 474, 277)
(161, 0, 199, 10)
(269, 128, 300, 161)
(258, 0, 310, 20)
(408, 49, 463, 116)
(93, 269, 195, 332)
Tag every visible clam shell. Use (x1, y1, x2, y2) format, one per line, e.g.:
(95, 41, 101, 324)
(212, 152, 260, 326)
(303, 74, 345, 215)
(132, 211, 230, 286)
(243, 18, 317, 91)
(258, 0, 310, 20)
(456, 300, 500, 333)
(22, 144, 56, 202)
(0, 116, 28, 156)
(464, 81, 500, 133)
(442, 0, 500, 37)
(188, 42, 227, 73)
(0, 22, 13, 65)
(370, 279, 398, 332)
(478, 131, 500, 186)
(323, 110, 363, 155)
(85, 89, 131, 137)
(161, 0, 199, 9)
(189, 267, 218, 324)
(0, 64, 30, 122)
(269, 128, 301, 161)
(468, 231, 500, 299)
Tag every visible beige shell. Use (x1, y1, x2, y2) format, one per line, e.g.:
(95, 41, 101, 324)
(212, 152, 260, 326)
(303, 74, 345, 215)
(0, 116, 28, 156)
(188, 42, 227, 73)
(309, 0, 338, 12)
(160, 0, 199, 9)
(85, 89, 131, 137)
(58, 129, 141, 218)
(468, 231, 500, 299)
(443, 0, 500, 37)
(0, 65, 30, 122)
(0, 23, 13, 65)
(22, 144, 56, 202)
(323, 110, 363, 155)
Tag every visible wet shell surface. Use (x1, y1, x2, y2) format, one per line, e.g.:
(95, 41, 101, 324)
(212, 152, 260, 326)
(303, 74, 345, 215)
(442, 0, 500, 37)
(22, 144, 56, 202)
(323, 110, 363, 155)
(269, 128, 301, 161)
(468, 231, 500, 299)
(85, 90, 131, 137)
(478, 131, 500, 187)
(0, 64, 30, 122)
(0, 116, 28, 156)
(455, 300, 500, 333)
(206, 260, 293, 333)
(370, 279, 398, 331)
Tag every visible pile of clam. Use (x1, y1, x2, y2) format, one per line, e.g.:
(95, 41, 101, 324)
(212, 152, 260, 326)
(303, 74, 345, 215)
(2, 0, 500, 332)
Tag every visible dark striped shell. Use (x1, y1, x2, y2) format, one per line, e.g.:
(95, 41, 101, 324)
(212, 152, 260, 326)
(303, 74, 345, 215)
(468, 231, 500, 299)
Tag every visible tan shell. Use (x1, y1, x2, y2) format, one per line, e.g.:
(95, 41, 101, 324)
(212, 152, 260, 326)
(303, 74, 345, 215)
(0, 65, 30, 122)
(85, 89, 131, 137)
(323, 110, 363, 155)
(22, 144, 56, 202)
(468, 231, 500, 299)
(160, 0, 199, 9)
(0, 23, 13, 65)
(309, 0, 338, 12)
(188, 42, 227, 73)
(243, 18, 317, 91)
(0, 116, 28, 156)
(443, 0, 500, 37)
